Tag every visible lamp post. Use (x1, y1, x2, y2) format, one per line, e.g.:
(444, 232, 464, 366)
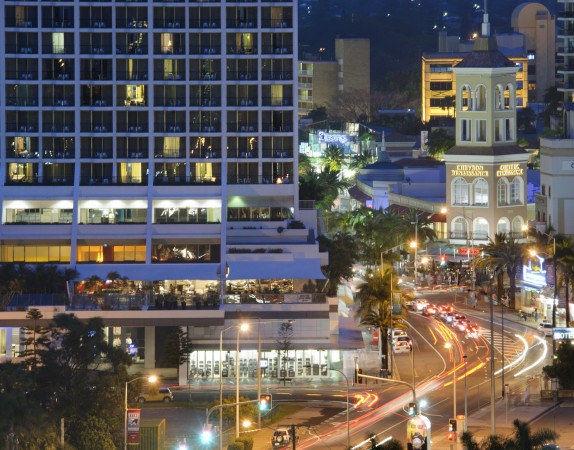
(444, 342, 456, 448)
(410, 240, 418, 286)
(329, 368, 350, 449)
(235, 324, 249, 439)
(463, 355, 468, 432)
(219, 323, 248, 449)
(125, 375, 157, 450)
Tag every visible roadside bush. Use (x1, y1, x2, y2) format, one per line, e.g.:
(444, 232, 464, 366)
(235, 436, 253, 450)
(227, 442, 244, 450)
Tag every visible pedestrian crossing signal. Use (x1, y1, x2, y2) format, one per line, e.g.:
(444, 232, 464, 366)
(448, 418, 457, 432)
(408, 402, 417, 416)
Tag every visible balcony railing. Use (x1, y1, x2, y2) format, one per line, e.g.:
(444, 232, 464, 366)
(154, 175, 221, 186)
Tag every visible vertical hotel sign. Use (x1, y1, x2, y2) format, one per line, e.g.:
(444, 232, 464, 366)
(127, 409, 141, 444)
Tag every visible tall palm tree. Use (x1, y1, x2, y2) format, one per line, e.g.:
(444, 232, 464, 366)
(555, 237, 574, 325)
(477, 233, 524, 309)
(402, 208, 438, 245)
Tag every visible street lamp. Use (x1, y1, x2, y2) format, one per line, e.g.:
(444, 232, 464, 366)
(444, 342, 457, 448)
(329, 367, 350, 449)
(218, 323, 248, 449)
(463, 355, 468, 432)
(125, 375, 157, 450)
(410, 240, 418, 286)
(235, 323, 249, 439)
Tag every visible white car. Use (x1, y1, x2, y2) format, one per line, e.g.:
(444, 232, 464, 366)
(390, 329, 408, 342)
(393, 340, 412, 354)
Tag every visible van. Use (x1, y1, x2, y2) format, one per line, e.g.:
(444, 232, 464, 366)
(538, 322, 553, 337)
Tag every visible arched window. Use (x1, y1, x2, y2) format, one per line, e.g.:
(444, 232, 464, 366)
(473, 217, 489, 240)
(510, 177, 524, 205)
(495, 84, 504, 110)
(505, 83, 515, 110)
(452, 177, 469, 205)
(460, 85, 472, 111)
(473, 178, 488, 206)
(511, 216, 525, 236)
(497, 217, 510, 235)
(475, 85, 487, 111)
(497, 178, 509, 206)
(451, 217, 468, 239)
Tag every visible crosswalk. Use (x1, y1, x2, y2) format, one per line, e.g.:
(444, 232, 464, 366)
(478, 328, 525, 364)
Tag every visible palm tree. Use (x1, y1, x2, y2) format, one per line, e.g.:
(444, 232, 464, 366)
(506, 418, 557, 449)
(322, 145, 345, 172)
(555, 237, 574, 325)
(402, 209, 438, 245)
(477, 233, 524, 309)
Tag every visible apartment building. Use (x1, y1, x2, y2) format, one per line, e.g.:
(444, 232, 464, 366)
(0, 0, 345, 384)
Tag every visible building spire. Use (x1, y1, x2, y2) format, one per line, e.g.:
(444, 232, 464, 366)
(482, 0, 490, 38)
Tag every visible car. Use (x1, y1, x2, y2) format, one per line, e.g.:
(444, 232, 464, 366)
(390, 329, 408, 342)
(465, 324, 480, 339)
(136, 387, 173, 403)
(272, 427, 293, 447)
(538, 322, 553, 337)
(415, 299, 429, 311)
(542, 445, 560, 450)
(422, 304, 437, 316)
(454, 319, 471, 332)
(393, 340, 412, 353)
(395, 335, 413, 346)
(444, 312, 455, 323)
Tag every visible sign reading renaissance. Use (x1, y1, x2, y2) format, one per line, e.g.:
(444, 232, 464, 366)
(496, 164, 523, 177)
(451, 164, 488, 177)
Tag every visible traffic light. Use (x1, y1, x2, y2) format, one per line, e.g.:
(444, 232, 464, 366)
(408, 402, 417, 416)
(448, 432, 454, 441)
(200, 425, 213, 444)
(448, 418, 457, 432)
(259, 394, 272, 411)
(440, 255, 447, 266)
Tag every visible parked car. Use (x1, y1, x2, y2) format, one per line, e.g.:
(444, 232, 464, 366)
(272, 427, 293, 447)
(136, 387, 173, 403)
(538, 322, 553, 337)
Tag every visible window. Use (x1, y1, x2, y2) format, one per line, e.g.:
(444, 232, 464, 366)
(473, 178, 488, 205)
(476, 120, 486, 142)
(451, 217, 468, 239)
(511, 216, 524, 236)
(430, 82, 452, 91)
(510, 177, 523, 205)
(461, 119, 471, 141)
(475, 85, 486, 111)
(497, 218, 510, 235)
(495, 84, 504, 110)
(429, 64, 453, 73)
(473, 218, 489, 240)
(497, 178, 509, 206)
(452, 178, 469, 206)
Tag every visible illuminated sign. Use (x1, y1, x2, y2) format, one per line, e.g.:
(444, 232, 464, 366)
(451, 164, 488, 177)
(458, 248, 480, 255)
(318, 131, 349, 145)
(496, 164, 523, 177)
(553, 328, 574, 341)
(127, 409, 141, 444)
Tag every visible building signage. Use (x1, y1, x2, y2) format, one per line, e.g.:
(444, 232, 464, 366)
(496, 164, 523, 177)
(317, 131, 349, 145)
(450, 164, 488, 177)
(561, 161, 574, 171)
(457, 248, 480, 256)
(553, 328, 574, 341)
(127, 409, 141, 444)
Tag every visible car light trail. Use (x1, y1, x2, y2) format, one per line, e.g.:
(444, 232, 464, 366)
(494, 334, 528, 375)
(351, 434, 392, 449)
(514, 335, 547, 377)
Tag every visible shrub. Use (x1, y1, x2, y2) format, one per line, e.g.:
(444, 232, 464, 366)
(235, 436, 253, 450)
(287, 220, 305, 229)
(227, 442, 244, 450)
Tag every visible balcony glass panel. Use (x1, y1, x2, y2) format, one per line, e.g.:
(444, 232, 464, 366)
(1, 244, 71, 263)
(153, 207, 221, 224)
(80, 137, 112, 158)
(6, 136, 39, 159)
(152, 243, 220, 263)
(6, 162, 38, 184)
(77, 244, 146, 263)
(5, 208, 72, 225)
(79, 208, 147, 224)
(228, 207, 292, 222)
(190, 136, 221, 159)
(6, 84, 38, 107)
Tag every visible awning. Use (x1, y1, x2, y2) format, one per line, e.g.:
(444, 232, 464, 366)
(227, 259, 325, 280)
(348, 185, 372, 203)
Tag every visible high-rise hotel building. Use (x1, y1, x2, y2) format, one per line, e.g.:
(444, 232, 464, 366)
(0, 1, 334, 380)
